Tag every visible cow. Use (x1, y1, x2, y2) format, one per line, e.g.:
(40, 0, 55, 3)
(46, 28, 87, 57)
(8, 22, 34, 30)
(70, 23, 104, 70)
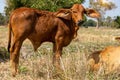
(88, 46, 120, 75)
(8, 4, 100, 76)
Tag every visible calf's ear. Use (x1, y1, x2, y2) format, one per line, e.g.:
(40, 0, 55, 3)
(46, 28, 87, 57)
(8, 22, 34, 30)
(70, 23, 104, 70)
(55, 9, 72, 20)
(85, 8, 101, 18)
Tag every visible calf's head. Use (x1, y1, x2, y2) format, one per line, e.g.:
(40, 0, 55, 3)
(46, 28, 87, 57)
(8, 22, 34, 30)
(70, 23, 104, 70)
(55, 4, 101, 26)
(71, 4, 101, 26)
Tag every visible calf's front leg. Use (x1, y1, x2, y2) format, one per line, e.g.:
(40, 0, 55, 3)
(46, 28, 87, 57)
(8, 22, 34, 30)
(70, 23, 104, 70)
(53, 41, 63, 69)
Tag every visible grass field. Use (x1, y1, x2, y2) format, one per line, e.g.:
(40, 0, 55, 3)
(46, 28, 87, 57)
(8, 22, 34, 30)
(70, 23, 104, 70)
(0, 26, 120, 80)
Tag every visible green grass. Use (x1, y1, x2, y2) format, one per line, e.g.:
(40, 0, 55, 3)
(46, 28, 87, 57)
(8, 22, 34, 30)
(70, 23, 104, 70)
(0, 26, 120, 80)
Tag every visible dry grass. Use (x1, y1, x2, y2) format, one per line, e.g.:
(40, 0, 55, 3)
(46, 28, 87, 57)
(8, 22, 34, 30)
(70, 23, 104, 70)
(0, 26, 120, 80)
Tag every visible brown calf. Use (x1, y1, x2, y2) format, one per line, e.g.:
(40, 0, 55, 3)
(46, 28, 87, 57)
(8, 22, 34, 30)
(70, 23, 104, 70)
(88, 46, 120, 74)
(8, 4, 100, 76)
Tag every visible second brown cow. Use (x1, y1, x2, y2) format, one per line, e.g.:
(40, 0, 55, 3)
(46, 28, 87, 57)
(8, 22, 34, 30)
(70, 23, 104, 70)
(8, 4, 100, 76)
(88, 46, 120, 75)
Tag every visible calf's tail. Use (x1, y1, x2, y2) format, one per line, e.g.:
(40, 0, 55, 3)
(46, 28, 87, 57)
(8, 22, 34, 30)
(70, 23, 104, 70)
(7, 23, 12, 53)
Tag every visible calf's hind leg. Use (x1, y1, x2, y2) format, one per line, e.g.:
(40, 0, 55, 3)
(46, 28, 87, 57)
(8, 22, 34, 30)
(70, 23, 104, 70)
(10, 36, 25, 76)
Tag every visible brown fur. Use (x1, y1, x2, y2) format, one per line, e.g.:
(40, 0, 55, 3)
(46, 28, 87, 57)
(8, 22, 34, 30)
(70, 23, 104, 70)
(8, 4, 100, 76)
(88, 50, 101, 72)
(88, 46, 120, 74)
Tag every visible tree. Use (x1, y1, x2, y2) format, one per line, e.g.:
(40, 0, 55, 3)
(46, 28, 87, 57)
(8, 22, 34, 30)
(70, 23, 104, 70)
(114, 16, 120, 28)
(105, 16, 112, 27)
(89, 0, 116, 28)
(30, 0, 85, 11)
(0, 13, 5, 25)
(83, 19, 96, 27)
(99, 16, 119, 28)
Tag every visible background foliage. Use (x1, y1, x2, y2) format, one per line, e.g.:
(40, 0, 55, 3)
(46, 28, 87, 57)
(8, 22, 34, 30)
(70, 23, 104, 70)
(114, 16, 120, 28)
(0, 13, 6, 25)
(82, 19, 96, 27)
(4, 0, 85, 17)
(89, 0, 116, 28)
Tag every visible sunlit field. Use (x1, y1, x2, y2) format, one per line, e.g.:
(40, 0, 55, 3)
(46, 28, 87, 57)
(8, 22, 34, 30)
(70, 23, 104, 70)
(0, 26, 120, 80)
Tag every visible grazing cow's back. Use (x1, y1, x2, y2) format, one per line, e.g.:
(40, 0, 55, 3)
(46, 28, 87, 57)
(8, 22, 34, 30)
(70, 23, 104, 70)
(8, 4, 100, 76)
(88, 46, 120, 74)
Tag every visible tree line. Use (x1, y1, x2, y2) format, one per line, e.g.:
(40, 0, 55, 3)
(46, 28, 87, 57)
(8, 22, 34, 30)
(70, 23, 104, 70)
(83, 16, 120, 28)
